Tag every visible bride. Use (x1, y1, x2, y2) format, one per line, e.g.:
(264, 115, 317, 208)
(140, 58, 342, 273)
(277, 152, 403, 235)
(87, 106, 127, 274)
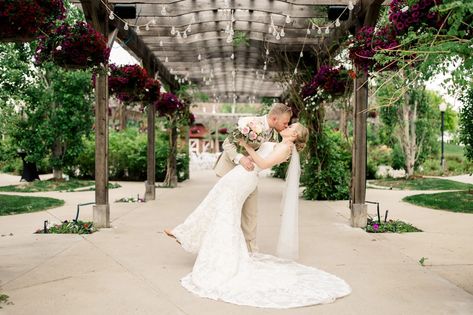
(165, 123, 351, 308)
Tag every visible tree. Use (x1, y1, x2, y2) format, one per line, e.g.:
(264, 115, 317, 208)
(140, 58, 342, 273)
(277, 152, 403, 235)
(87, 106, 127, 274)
(0, 42, 94, 179)
(378, 70, 441, 177)
(459, 88, 473, 163)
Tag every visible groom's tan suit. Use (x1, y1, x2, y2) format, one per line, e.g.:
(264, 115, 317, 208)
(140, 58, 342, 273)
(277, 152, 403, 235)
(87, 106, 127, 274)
(214, 115, 277, 252)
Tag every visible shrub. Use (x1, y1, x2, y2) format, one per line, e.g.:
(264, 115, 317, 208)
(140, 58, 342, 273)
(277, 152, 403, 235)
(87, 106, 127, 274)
(301, 129, 351, 200)
(67, 128, 189, 182)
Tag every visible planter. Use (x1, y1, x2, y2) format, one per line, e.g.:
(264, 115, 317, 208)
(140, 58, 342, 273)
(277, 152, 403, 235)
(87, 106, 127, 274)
(35, 21, 110, 70)
(0, 0, 65, 42)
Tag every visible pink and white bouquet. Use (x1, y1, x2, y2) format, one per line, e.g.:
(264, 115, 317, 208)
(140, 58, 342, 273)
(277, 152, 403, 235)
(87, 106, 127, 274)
(229, 119, 265, 152)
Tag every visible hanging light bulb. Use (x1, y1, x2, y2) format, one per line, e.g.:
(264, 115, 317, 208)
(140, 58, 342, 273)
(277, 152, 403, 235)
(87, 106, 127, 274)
(325, 27, 330, 34)
(201, 67, 204, 73)
(170, 26, 176, 35)
(136, 25, 141, 32)
(151, 19, 156, 25)
(109, 11, 114, 20)
(231, 53, 235, 59)
(300, 51, 304, 58)
(312, 23, 316, 30)
(263, 64, 267, 71)
(183, 30, 187, 38)
(124, 23, 129, 31)
(285, 14, 291, 24)
(266, 49, 269, 55)
(145, 23, 150, 31)
(272, 29, 277, 37)
(280, 28, 285, 37)
(276, 32, 281, 40)
(317, 27, 322, 35)
(170, 68, 174, 74)
(335, 19, 341, 27)
(198, 54, 201, 61)
(161, 6, 167, 15)
(348, 1, 354, 10)
(289, 79, 293, 84)
(165, 56, 169, 62)
(306, 28, 311, 35)
(176, 30, 181, 39)
(159, 40, 163, 46)
(226, 35, 233, 43)
(294, 68, 298, 74)
(268, 26, 273, 33)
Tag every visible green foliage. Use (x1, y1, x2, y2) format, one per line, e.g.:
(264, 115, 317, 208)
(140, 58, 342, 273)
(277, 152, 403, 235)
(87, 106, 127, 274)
(271, 161, 289, 179)
(0, 293, 12, 309)
(459, 88, 473, 162)
(0, 194, 64, 216)
(403, 190, 473, 213)
(39, 220, 96, 234)
(233, 31, 250, 47)
(0, 41, 94, 175)
(301, 128, 351, 200)
(365, 218, 422, 233)
(68, 128, 189, 182)
(377, 72, 441, 172)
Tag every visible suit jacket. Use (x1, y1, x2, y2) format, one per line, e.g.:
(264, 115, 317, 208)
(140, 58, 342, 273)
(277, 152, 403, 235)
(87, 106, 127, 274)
(213, 115, 277, 177)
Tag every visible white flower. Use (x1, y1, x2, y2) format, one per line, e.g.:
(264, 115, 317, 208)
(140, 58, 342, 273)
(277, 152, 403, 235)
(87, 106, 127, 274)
(401, 6, 409, 12)
(56, 45, 62, 51)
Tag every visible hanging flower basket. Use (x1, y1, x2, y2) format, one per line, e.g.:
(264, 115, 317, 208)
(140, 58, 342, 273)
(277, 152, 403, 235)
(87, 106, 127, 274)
(301, 65, 352, 103)
(389, 0, 444, 36)
(35, 21, 110, 70)
(142, 78, 161, 104)
(108, 64, 149, 103)
(0, 0, 65, 42)
(348, 25, 399, 71)
(155, 92, 185, 117)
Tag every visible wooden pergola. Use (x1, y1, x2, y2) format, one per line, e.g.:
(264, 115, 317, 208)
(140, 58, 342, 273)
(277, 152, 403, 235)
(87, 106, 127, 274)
(74, 0, 385, 228)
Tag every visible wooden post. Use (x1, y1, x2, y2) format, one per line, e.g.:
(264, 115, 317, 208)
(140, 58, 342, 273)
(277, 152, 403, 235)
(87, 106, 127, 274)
(349, 0, 384, 228)
(93, 69, 110, 227)
(351, 70, 368, 227)
(145, 102, 156, 200)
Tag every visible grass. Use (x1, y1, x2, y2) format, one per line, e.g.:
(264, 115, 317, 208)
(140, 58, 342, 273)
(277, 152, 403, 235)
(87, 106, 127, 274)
(403, 190, 473, 213)
(0, 180, 120, 192)
(371, 178, 473, 190)
(0, 194, 64, 216)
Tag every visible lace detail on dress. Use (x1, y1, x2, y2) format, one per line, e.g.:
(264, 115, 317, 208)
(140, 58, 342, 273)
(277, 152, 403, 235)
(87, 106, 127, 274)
(171, 142, 351, 308)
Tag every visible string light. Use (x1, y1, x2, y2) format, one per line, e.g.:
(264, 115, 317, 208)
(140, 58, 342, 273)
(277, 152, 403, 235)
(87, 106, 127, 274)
(161, 5, 167, 15)
(124, 23, 129, 30)
(109, 11, 114, 20)
(325, 27, 330, 34)
(335, 18, 341, 27)
(159, 40, 163, 46)
(285, 14, 291, 24)
(198, 54, 202, 61)
(348, 1, 354, 10)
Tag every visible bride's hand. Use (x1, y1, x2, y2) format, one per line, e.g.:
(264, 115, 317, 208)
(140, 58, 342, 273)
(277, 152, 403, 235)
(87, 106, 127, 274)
(239, 139, 248, 147)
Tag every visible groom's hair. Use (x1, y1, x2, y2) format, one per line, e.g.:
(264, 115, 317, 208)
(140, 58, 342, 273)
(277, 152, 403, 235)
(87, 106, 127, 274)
(268, 103, 292, 117)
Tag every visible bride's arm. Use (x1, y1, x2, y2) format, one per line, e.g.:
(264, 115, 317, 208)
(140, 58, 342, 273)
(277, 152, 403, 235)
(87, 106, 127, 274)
(241, 142, 291, 169)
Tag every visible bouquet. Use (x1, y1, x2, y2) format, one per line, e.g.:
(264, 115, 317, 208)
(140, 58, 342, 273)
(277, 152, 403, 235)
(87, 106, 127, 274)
(229, 119, 266, 153)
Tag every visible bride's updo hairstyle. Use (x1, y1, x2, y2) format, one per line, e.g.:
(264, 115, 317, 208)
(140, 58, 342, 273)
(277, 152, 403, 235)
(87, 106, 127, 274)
(292, 123, 309, 152)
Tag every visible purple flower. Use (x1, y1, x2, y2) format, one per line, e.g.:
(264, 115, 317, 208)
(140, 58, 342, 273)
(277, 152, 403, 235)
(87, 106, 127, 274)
(373, 224, 379, 231)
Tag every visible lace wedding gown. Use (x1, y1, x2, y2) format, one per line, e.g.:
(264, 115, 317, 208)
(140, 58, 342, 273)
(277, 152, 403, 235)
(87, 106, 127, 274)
(171, 142, 351, 308)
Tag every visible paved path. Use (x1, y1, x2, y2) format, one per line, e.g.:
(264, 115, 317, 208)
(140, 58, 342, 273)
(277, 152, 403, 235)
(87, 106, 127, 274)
(0, 171, 472, 314)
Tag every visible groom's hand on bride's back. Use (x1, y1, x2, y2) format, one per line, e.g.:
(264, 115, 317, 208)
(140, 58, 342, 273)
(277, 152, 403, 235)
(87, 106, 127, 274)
(240, 156, 255, 171)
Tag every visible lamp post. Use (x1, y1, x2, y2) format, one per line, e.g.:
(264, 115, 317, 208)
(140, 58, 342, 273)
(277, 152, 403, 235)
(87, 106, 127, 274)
(439, 103, 447, 170)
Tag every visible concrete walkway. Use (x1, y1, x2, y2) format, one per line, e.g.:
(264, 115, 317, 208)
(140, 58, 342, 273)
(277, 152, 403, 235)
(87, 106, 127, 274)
(0, 171, 472, 314)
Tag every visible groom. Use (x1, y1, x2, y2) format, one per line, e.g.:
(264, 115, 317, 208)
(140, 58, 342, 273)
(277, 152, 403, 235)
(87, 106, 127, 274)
(214, 103, 292, 252)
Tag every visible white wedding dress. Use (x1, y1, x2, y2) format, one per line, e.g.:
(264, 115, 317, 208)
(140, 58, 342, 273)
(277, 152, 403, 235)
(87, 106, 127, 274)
(171, 142, 351, 308)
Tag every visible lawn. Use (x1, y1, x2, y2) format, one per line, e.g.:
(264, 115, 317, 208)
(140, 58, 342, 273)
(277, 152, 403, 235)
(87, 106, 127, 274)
(371, 178, 473, 190)
(403, 190, 473, 213)
(0, 180, 120, 192)
(0, 194, 64, 216)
